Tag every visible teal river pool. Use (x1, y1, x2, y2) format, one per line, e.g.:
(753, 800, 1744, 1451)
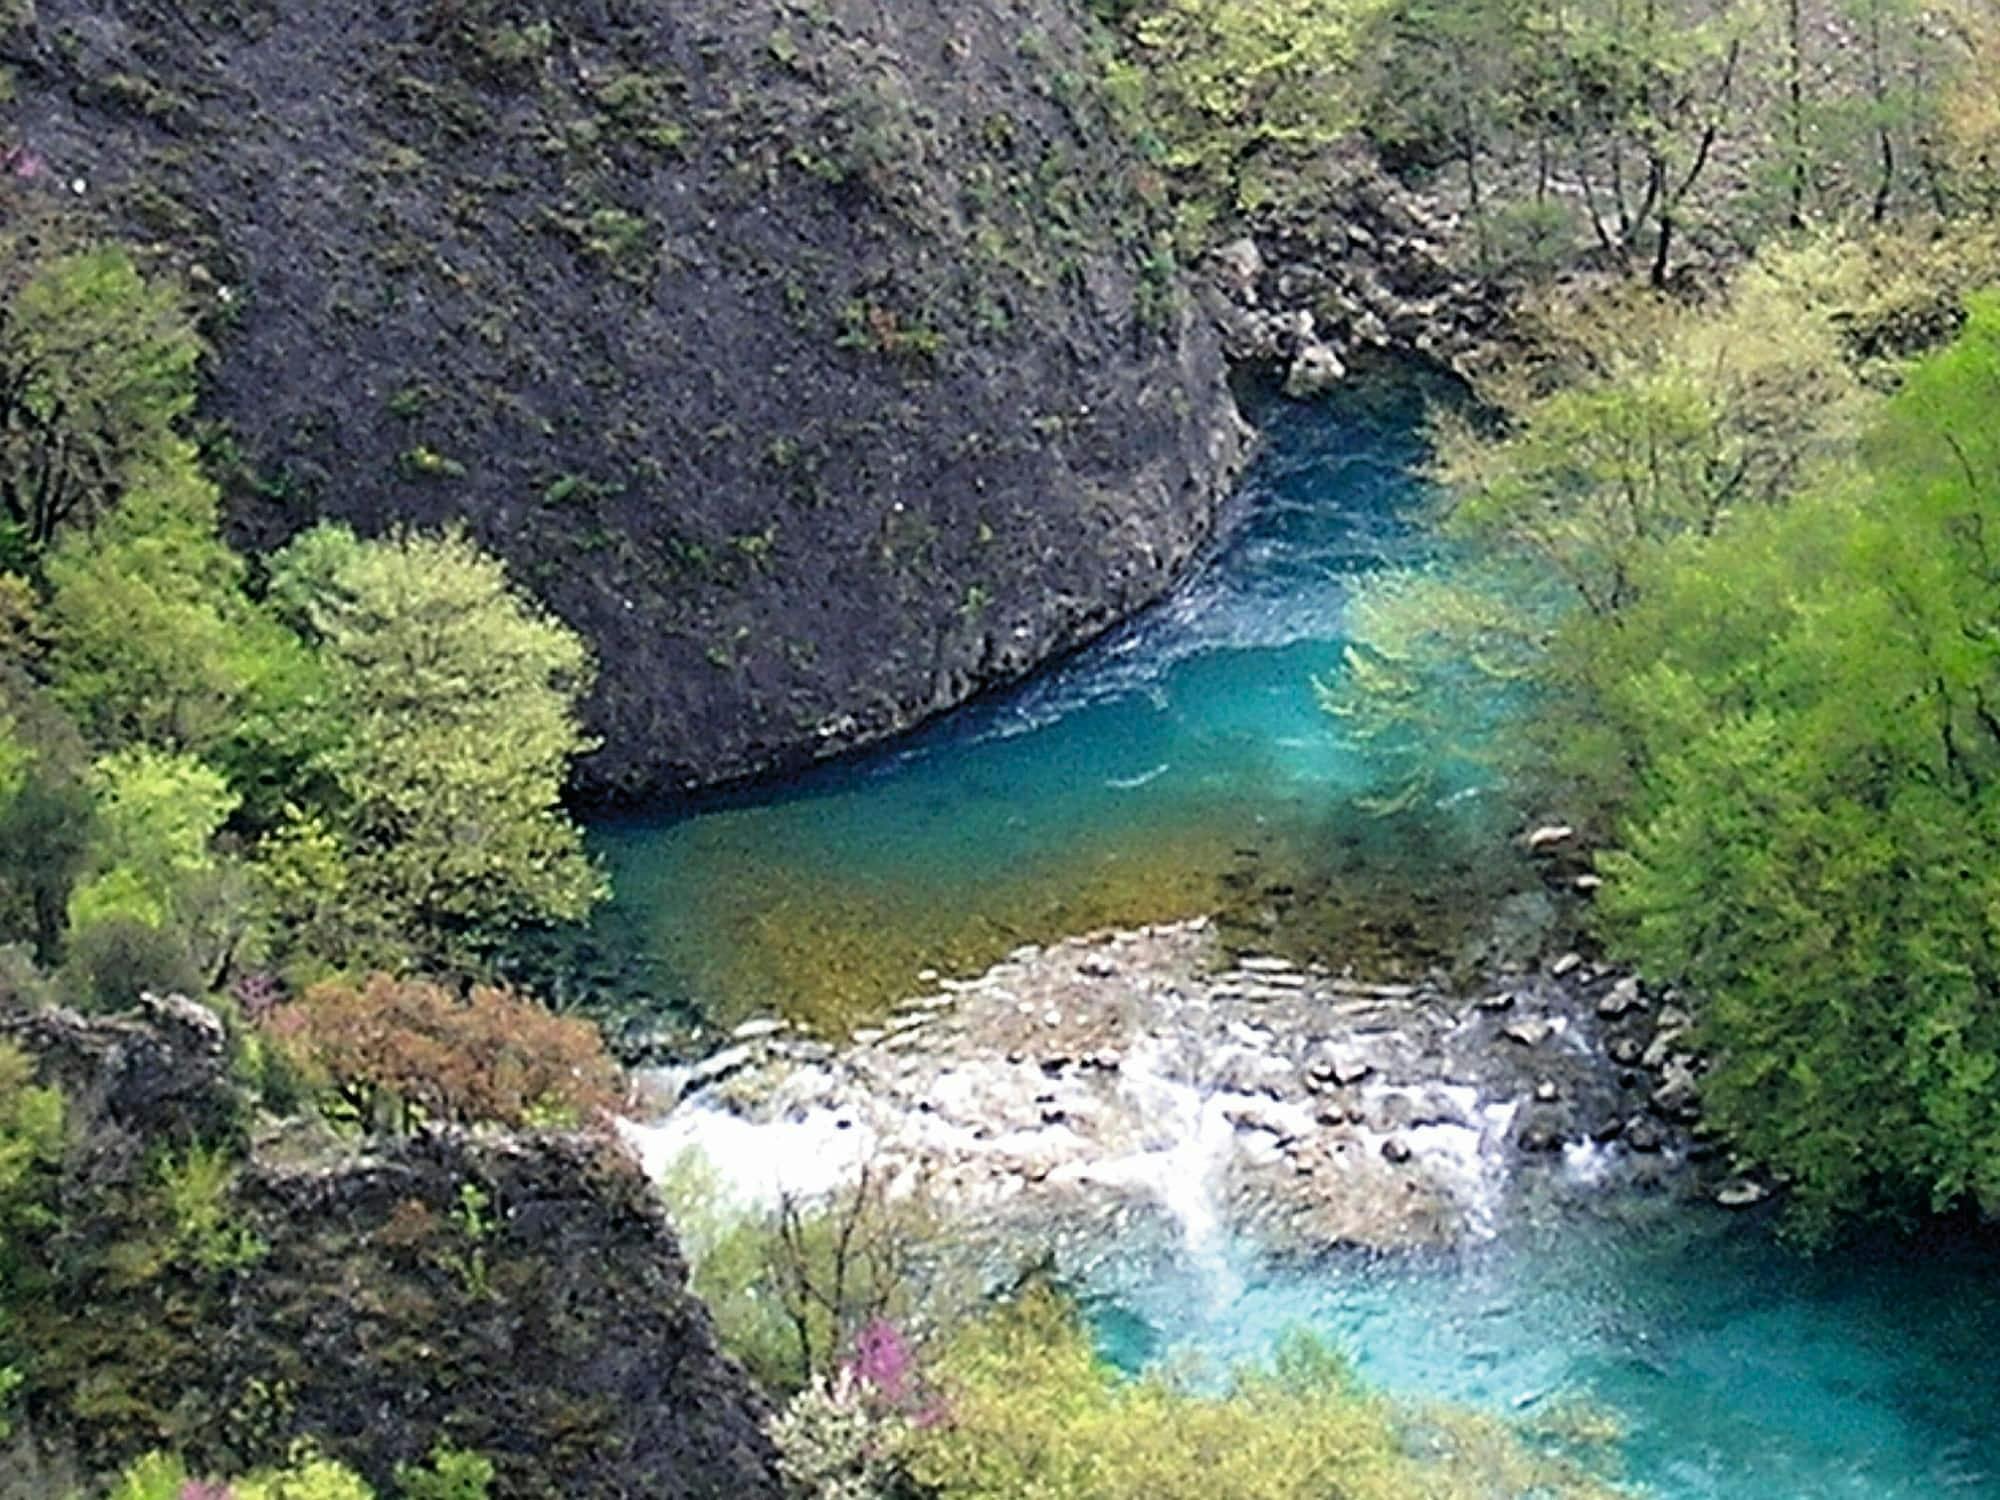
(592, 381, 2000, 1497)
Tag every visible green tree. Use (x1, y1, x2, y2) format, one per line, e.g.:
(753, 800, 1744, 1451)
(1100, 0, 1389, 228)
(1328, 242, 1871, 823)
(1597, 294, 2000, 1237)
(42, 441, 324, 807)
(0, 246, 202, 563)
(906, 1288, 1618, 1500)
(264, 524, 602, 968)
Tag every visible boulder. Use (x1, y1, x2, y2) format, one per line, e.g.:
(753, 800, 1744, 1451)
(1284, 340, 1349, 398)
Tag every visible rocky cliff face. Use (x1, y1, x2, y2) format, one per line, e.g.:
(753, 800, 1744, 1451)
(0, 0, 1246, 795)
(2, 997, 782, 1499)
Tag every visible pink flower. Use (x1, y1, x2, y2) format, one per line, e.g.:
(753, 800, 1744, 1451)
(845, 1319, 915, 1403)
(180, 1483, 234, 1500)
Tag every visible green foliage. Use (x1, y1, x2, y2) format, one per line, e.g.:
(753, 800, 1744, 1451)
(265, 523, 602, 967)
(0, 685, 94, 958)
(69, 747, 238, 932)
(0, 245, 203, 557)
(43, 441, 323, 797)
(104, 1443, 488, 1500)
(393, 1443, 495, 1500)
(0, 1038, 62, 1438)
(58, 745, 249, 1008)
(904, 1288, 1618, 1500)
(659, 1152, 965, 1396)
(1099, 0, 1386, 226)
(154, 1143, 265, 1273)
(1595, 294, 2000, 1237)
(1331, 240, 1878, 824)
(103, 1451, 191, 1500)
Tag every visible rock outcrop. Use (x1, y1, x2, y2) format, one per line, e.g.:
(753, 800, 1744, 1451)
(1, 999, 781, 1498)
(0, 0, 1246, 795)
(1201, 142, 1508, 387)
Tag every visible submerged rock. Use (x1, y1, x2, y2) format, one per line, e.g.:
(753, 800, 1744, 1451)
(1716, 1179, 1772, 1209)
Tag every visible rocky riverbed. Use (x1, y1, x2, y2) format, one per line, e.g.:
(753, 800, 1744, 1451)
(624, 916, 1766, 1264)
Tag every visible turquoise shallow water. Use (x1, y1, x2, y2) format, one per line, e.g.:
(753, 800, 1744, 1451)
(586, 378, 1511, 1030)
(1090, 1198, 2000, 1498)
(596, 378, 2000, 1497)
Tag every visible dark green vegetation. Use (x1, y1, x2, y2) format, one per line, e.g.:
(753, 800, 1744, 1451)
(1096, 0, 2000, 278)
(0, 0, 1245, 796)
(0, 212, 766, 1498)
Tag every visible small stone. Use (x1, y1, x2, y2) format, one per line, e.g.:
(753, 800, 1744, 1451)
(1651, 1059, 1702, 1120)
(851, 1028, 885, 1045)
(1526, 824, 1577, 851)
(1625, 1117, 1667, 1154)
(1284, 341, 1347, 398)
(1597, 977, 1643, 1019)
(1043, 1009, 1062, 1028)
(1550, 952, 1583, 978)
(917, 967, 940, 983)
(1641, 1029, 1686, 1071)
(1210, 236, 1264, 292)
(1574, 874, 1605, 892)
(1517, 1118, 1564, 1153)
(1237, 955, 1296, 975)
(1381, 1138, 1413, 1165)
(1716, 1179, 1771, 1209)
(1078, 956, 1119, 979)
(1091, 1048, 1123, 1071)
(731, 1017, 788, 1042)
(1503, 1019, 1554, 1048)
(1607, 1036, 1645, 1067)
(1476, 991, 1517, 1012)
(1534, 1079, 1560, 1103)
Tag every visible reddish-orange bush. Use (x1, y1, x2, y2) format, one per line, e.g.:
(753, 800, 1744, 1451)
(269, 973, 624, 1130)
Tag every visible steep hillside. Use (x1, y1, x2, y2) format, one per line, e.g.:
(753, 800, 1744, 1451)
(0, 0, 1245, 794)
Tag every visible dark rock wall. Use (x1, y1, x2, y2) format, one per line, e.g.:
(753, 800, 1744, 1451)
(2, 1000, 782, 1498)
(0, 0, 1246, 795)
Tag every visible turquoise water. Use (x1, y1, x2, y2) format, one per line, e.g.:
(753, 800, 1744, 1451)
(1090, 1198, 2000, 1498)
(599, 377, 2000, 1497)
(587, 378, 1518, 1031)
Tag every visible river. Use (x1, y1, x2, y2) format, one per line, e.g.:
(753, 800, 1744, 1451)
(596, 379, 2000, 1498)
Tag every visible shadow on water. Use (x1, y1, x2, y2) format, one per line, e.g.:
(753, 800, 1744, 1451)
(512, 370, 1558, 1041)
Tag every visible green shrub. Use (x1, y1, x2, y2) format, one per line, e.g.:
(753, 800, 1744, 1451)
(904, 1289, 1619, 1500)
(393, 1444, 495, 1500)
